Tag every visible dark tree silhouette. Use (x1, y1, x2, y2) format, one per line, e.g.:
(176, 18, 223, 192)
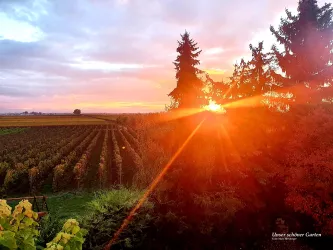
(237, 59, 253, 97)
(227, 63, 242, 99)
(226, 43, 279, 100)
(227, 59, 253, 98)
(73, 109, 81, 115)
(248, 42, 279, 95)
(168, 31, 206, 109)
(208, 78, 230, 105)
(270, 0, 333, 103)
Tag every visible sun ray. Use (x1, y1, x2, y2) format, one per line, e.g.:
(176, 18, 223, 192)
(222, 95, 266, 109)
(217, 129, 229, 172)
(219, 122, 242, 168)
(219, 82, 321, 111)
(161, 108, 204, 121)
(103, 118, 206, 250)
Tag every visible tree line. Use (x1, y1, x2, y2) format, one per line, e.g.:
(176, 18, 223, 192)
(168, 0, 333, 110)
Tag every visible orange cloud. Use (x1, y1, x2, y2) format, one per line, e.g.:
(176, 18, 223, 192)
(204, 68, 226, 75)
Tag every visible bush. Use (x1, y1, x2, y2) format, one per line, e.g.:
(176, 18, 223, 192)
(81, 188, 153, 250)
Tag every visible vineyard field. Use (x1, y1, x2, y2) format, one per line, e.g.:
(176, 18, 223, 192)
(0, 123, 142, 196)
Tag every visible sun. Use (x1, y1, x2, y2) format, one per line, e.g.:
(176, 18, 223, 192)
(204, 100, 225, 113)
(208, 102, 221, 112)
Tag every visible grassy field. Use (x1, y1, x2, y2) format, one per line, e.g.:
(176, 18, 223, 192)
(6, 192, 96, 220)
(0, 127, 28, 135)
(0, 115, 117, 127)
(46, 192, 97, 220)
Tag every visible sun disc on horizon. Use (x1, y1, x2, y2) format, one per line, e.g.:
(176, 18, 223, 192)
(204, 100, 225, 113)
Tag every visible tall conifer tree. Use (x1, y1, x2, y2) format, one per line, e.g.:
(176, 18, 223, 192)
(168, 31, 205, 109)
(270, 0, 333, 102)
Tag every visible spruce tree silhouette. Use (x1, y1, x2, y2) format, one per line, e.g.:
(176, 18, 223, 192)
(168, 31, 205, 109)
(248, 42, 276, 95)
(270, 0, 333, 103)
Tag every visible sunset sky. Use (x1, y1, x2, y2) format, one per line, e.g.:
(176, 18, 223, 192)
(0, 0, 330, 113)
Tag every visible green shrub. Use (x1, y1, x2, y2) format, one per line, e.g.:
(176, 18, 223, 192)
(81, 188, 153, 250)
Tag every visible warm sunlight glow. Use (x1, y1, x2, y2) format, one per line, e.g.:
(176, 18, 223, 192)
(205, 100, 225, 113)
(208, 102, 221, 112)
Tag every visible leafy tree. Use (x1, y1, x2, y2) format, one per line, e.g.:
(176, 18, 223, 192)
(168, 31, 206, 109)
(270, 0, 333, 103)
(73, 109, 81, 115)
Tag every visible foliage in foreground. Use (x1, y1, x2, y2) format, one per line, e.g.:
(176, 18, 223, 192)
(0, 199, 87, 250)
(81, 188, 153, 250)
